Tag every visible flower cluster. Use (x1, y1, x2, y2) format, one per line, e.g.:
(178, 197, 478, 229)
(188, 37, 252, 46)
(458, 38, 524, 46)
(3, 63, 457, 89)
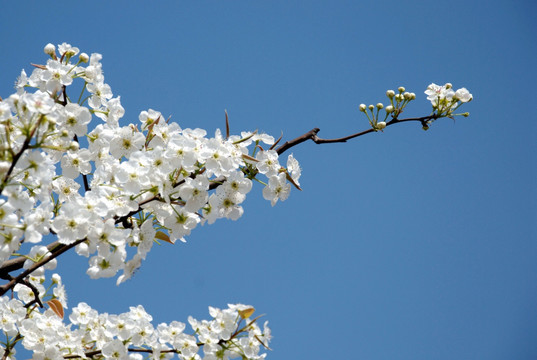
(0, 273, 270, 360)
(425, 82, 472, 117)
(0, 43, 301, 284)
(359, 84, 472, 131)
(359, 86, 416, 131)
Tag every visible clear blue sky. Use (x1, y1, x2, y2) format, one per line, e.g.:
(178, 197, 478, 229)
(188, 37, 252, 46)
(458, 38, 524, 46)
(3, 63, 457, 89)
(1, 1, 536, 359)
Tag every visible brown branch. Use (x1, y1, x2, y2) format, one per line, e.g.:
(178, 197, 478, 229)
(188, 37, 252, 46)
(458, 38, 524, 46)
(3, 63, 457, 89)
(0, 241, 66, 280)
(19, 277, 44, 308)
(0, 238, 86, 297)
(62, 336, 246, 359)
(63, 347, 185, 359)
(0, 136, 33, 196)
(114, 195, 159, 227)
(114, 171, 228, 228)
(0, 271, 43, 308)
(275, 114, 437, 155)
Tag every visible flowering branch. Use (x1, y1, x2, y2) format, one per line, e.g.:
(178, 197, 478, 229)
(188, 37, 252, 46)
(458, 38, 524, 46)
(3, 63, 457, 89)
(0, 112, 435, 281)
(275, 84, 473, 156)
(0, 42, 472, 360)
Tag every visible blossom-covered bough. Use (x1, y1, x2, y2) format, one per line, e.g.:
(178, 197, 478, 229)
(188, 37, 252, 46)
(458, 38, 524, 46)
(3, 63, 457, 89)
(0, 43, 472, 360)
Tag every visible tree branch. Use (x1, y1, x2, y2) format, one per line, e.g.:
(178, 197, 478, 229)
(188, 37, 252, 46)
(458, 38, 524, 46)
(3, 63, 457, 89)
(0, 238, 86, 296)
(0, 241, 66, 280)
(276, 114, 437, 155)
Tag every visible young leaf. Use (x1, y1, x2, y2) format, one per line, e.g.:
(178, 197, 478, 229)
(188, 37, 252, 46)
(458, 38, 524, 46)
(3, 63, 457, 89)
(155, 231, 173, 244)
(238, 307, 255, 319)
(47, 299, 64, 319)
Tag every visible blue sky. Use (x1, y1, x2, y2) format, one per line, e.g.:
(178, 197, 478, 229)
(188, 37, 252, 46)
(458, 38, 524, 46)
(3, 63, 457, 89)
(1, 1, 536, 359)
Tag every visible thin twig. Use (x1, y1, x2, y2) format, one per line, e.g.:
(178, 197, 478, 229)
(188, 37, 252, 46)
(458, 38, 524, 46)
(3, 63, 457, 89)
(20, 278, 44, 308)
(276, 115, 437, 155)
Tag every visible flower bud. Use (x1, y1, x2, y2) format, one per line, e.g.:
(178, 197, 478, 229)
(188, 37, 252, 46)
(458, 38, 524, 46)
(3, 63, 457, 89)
(410, 92, 416, 100)
(462, 112, 470, 117)
(386, 90, 395, 99)
(359, 104, 367, 112)
(398, 86, 405, 93)
(44, 43, 56, 56)
(376, 103, 384, 109)
(376, 121, 386, 130)
(445, 83, 452, 89)
(385, 105, 394, 114)
(69, 141, 80, 151)
(368, 104, 374, 111)
(79, 53, 89, 63)
(404, 92, 412, 100)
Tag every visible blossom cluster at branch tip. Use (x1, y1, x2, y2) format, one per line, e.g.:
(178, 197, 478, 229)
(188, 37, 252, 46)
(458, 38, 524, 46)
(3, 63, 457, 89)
(358, 83, 471, 131)
(425, 82, 472, 118)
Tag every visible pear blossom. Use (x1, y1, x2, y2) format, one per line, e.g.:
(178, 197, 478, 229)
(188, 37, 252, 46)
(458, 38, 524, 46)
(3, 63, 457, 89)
(87, 81, 113, 109)
(262, 173, 291, 206)
(454, 87, 473, 102)
(61, 103, 92, 136)
(425, 83, 454, 104)
(256, 150, 280, 176)
(139, 108, 162, 128)
(60, 149, 92, 179)
(41, 59, 73, 92)
(58, 42, 79, 57)
(52, 177, 80, 202)
(109, 126, 145, 159)
(286, 154, 301, 186)
(178, 175, 210, 212)
(51, 201, 91, 244)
